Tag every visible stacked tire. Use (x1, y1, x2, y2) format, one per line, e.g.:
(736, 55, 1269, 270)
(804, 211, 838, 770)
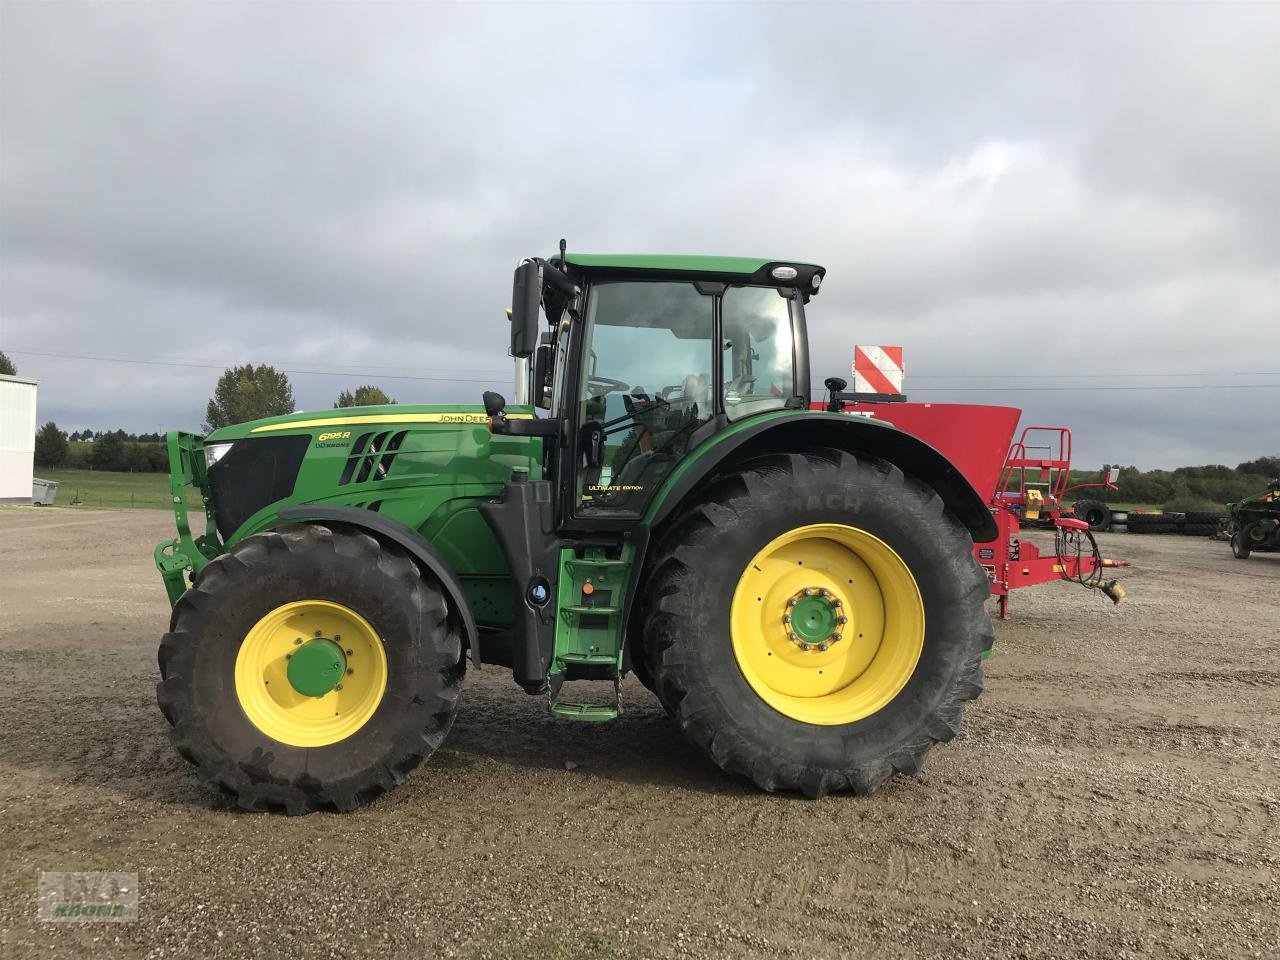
(1127, 512, 1178, 535)
(1125, 510, 1225, 536)
(1183, 510, 1223, 537)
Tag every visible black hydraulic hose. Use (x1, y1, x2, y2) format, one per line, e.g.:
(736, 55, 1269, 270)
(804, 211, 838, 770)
(1058, 526, 1104, 590)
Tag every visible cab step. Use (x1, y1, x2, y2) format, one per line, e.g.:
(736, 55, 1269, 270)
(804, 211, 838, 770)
(548, 675, 620, 722)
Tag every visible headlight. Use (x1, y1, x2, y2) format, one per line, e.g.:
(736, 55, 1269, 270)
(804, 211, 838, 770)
(204, 442, 234, 467)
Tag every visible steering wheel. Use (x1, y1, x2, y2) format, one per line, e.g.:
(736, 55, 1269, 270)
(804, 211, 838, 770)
(587, 375, 630, 399)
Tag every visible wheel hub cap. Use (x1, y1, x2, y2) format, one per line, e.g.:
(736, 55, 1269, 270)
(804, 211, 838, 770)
(785, 589, 845, 650)
(286, 639, 347, 697)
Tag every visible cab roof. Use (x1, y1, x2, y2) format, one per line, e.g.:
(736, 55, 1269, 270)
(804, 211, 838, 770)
(557, 253, 826, 292)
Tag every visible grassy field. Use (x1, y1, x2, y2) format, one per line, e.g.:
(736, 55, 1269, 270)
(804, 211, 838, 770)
(37, 468, 172, 510)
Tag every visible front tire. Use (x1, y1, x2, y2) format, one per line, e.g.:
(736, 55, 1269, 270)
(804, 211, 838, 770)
(641, 450, 993, 797)
(157, 523, 463, 813)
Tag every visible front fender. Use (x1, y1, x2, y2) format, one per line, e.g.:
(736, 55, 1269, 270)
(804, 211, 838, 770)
(275, 505, 481, 668)
(645, 411, 997, 542)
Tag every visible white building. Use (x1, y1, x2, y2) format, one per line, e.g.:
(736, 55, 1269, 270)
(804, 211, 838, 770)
(0, 374, 38, 504)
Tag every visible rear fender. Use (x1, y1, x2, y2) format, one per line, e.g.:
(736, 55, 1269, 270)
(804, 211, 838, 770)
(646, 411, 997, 542)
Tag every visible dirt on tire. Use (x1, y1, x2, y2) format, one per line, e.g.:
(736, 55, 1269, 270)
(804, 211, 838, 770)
(1, 508, 1277, 959)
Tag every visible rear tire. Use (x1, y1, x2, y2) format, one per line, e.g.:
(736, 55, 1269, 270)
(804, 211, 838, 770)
(641, 450, 992, 797)
(157, 523, 463, 814)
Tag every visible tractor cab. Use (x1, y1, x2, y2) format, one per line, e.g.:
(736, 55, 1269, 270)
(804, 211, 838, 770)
(488, 251, 824, 526)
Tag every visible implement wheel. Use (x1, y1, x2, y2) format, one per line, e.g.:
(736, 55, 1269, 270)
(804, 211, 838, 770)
(641, 450, 992, 797)
(157, 523, 463, 813)
(1231, 531, 1251, 559)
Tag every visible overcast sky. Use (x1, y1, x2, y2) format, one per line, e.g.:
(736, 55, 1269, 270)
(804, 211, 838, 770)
(2, 1, 1277, 469)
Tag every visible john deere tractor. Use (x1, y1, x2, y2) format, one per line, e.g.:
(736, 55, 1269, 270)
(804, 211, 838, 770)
(154, 249, 997, 813)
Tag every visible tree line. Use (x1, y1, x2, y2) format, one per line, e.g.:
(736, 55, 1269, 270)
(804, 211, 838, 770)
(34, 363, 396, 472)
(23, 352, 1276, 502)
(1067, 456, 1280, 511)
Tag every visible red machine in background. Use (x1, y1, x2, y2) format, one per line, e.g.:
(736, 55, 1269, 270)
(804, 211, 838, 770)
(817, 385, 1128, 619)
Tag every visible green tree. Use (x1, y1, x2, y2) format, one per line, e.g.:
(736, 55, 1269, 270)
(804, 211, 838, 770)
(0, 351, 15, 376)
(34, 421, 69, 467)
(146, 444, 170, 473)
(124, 443, 152, 473)
(90, 431, 126, 470)
(335, 385, 395, 407)
(1237, 455, 1280, 478)
(204, 364, 295, 430)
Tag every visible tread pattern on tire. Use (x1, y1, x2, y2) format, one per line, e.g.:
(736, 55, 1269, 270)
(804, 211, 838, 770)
(1127, 514, 1177, 534)
(157, 523, 463, 814)
(640, 449, 993, 799)
(1185, 510, 1224, 524)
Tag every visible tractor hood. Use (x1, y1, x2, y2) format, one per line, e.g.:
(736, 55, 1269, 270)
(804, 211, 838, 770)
(204, 404, 522, 443)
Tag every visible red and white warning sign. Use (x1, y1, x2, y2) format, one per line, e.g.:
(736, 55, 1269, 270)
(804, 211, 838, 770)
(853, 345, 904, 396)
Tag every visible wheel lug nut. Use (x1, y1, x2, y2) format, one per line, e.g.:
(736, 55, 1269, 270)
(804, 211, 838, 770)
(837, 616, 848, 625)
(805, 588, 817, 596)
(333, 634, 341, 642)
(782, 615, 792, 624)
(818, 642, 830, 651)
(335, 684, 343, 691)
(294, 638, 303, 645)
(787, 597, 798, 607)
(314, 630, 323, 637)
(346, 668, 354, 675)
(831, 633, 842, 642)
(345, 649, 353, 656)
(833, 599, 843, 608)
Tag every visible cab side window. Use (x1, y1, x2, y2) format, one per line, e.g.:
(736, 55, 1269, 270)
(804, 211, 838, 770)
(722, 286, 796, 421)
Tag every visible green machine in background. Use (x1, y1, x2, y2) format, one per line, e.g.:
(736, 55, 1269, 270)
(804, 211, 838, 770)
(1224, 480, 1280, 559)
(154, 245, 997, 814)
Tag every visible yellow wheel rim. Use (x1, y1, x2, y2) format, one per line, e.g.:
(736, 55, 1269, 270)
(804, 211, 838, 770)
(234, 600, 388, 747)
(730, 523, 925, 725)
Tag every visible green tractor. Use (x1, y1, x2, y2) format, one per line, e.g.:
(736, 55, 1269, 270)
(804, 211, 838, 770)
(1224, 480, 1280, 559)
(154, 249, 997, 813)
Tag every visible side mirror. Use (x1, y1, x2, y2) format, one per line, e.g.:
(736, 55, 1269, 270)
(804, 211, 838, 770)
(532, 343, 552, 409)
(510, 260, 541, 359)
(1105, 464, 1120, 485)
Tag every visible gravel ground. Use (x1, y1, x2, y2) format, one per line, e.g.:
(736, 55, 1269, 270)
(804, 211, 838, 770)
(0, 508, 1276, 959)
